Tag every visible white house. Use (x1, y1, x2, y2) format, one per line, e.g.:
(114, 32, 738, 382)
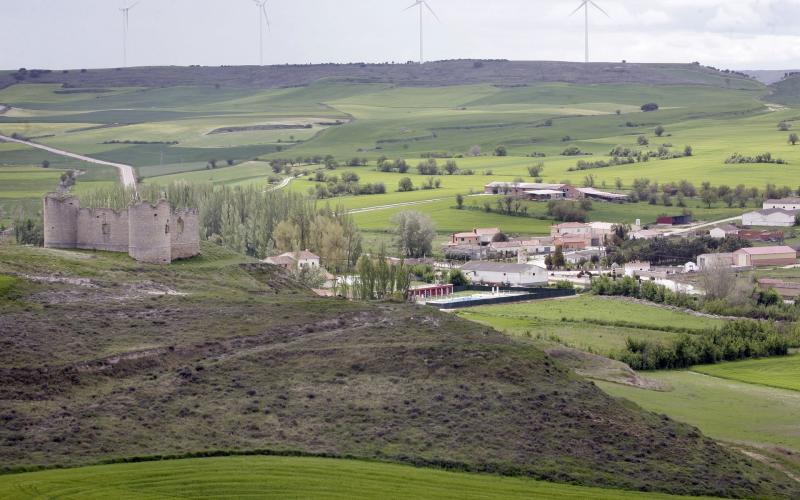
(764, 197, 800, 211)
(684, 262, 699, 273)
(264, 249, 320, 269)
(460, 262, 547, 286)
(709, 224, 739, 239)
(742, 208, 798, 227)
(630, 229, 660, 240)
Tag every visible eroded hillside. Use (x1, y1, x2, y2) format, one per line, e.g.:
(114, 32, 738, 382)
(0, 243, 797, 498)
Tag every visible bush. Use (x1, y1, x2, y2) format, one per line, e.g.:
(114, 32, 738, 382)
(397, 177, 414, 192)
(641, 103, 659, 112)
(561, 146, 583, 156)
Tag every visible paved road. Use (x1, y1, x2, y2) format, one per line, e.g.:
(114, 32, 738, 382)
(0, 133, 138, 189)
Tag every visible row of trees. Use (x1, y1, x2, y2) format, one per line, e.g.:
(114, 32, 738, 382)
(618, 321, 790, 370)
(78, 183, 362, 273)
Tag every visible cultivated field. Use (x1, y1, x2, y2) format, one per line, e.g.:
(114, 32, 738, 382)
(0, 455, 706, 500)
(692, 354, 800, 392)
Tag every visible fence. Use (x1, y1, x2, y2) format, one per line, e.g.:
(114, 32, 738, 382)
(432, 286, 575, 310)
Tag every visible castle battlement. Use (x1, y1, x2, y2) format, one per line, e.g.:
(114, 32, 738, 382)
(43, 194, 200, 264)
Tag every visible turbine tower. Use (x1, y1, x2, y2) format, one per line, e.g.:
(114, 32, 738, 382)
(570, 0, 609, 63)
(120, 1, 141, 67)
(403, 0, 440, 64)
(254, 0, 271, 65)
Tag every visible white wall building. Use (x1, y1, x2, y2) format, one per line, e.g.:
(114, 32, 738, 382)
(460, 262, 547, 286)
(742, 208, 798, 227)
(624, 261, 651, 277)
(764, 198, 800, 211)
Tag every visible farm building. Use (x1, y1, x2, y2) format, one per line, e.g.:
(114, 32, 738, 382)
(484, 182, 570, 197)
(460, 261, 547, 286)
(575, 187, 628, 202)
(764, 197, 800, 211)
(733, 246, 797, 267)
(742, 208, 798, 227)
(738, 229, 784, 242)
(656, 214, 693, 226)
(697, 252, 734, 270)
(564, 249, 603, 264)
(709, 224, 739, 239)
(551, 222, 591, 238)
(490, 237, 555, 257)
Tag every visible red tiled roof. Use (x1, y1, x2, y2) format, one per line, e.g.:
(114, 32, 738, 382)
(735, 246, 796, 255)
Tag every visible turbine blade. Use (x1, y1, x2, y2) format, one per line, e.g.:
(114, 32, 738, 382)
(569, 1, 588, 16)
(402, 1, 421, 13)
(423, 1, 441, 22)
(589, 0, 610, 17)
(261, 5, 271, 30)
(128, 0, 140, 10)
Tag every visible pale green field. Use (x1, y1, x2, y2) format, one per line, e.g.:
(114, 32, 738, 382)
(598, 371, 800, 453)
(692, 354, 800, 392)
(0, 455, 706, 500)
(457, 296, 724, 355)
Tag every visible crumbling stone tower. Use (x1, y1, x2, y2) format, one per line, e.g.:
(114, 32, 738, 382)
(43, 194, 199, 264)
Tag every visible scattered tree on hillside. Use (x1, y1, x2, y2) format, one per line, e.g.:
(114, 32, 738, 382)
(527, 163, 544, 177)
(637, 135, 649, 146)
(494, 145, 508, 157)
(469, 145, 481, 156)
(398, 177, 414, 192)
(654, 125, 665, 137)
(392, 211, 436, 258)
(789, 133, 799, 145)
(444, 160, 459, 175)
(684, 145, 693, 156)
(779, 121, 791, 131)
(41, 160, 50, 168)
(455, 193, 464, 209)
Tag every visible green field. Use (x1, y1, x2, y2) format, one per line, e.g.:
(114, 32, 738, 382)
(2, 77, 796, 238)
(598, 370, 800, 453)
(0, 456, 707, 500)
(692, 354, 800, 392)
(457, 296, 725, 355)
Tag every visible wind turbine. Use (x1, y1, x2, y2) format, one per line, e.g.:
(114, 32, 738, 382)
(570, 0, 609, 63)
(403, 1, 440, 64)
(254, 0, 271, 65)
(120, 1, 141, 67)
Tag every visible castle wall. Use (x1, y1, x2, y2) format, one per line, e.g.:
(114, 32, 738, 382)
(42, 195, 200, 264)
(128, 200, 172, 264)
(170, 209, 200, 261)
(43, 195, 79, 249)
(76, 208, 129, 253)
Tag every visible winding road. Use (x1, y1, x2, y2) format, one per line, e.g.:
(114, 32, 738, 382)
(0, 133, 137, 189)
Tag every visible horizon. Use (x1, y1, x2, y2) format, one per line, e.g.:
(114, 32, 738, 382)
(4, 0, 800, 71)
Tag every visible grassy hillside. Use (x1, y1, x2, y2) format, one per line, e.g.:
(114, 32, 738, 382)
(598, 370, 800, 455)
(0, 456, 708, 500)
(0, 243, 797, 498)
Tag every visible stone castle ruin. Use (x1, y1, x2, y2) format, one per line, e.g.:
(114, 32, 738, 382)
(43, 194, 200, 264)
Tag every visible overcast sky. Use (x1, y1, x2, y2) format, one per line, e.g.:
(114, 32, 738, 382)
(3, 0, 800, 70)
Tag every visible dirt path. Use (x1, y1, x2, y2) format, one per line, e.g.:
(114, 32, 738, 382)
(348, 193, 489, 214)
(0, 133, 137, 189)
(266, 175, 294, 192)
(663, 215, 742, 236)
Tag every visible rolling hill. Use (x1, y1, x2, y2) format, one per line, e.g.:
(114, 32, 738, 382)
(0, 243, 798, 498)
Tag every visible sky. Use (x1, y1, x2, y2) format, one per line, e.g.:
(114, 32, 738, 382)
(3, 0, 800, 70)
